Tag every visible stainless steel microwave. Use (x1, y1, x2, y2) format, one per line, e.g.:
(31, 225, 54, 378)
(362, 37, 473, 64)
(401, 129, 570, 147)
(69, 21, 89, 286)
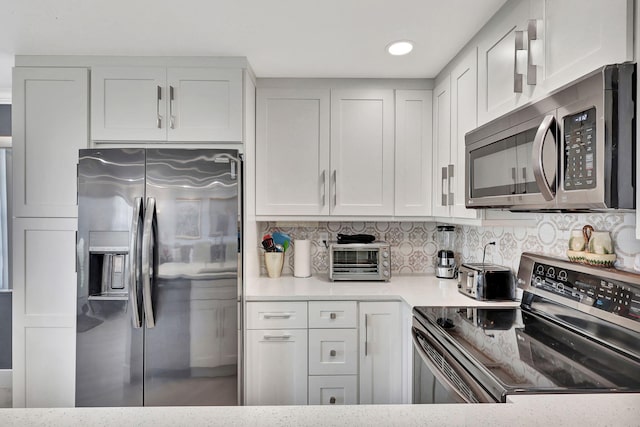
(465, 63, 635, 211)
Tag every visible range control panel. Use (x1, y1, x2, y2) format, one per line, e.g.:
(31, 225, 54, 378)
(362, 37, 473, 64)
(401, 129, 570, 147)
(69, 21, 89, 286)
(530, 262, 640, 322)
(563, 107, 597, 191)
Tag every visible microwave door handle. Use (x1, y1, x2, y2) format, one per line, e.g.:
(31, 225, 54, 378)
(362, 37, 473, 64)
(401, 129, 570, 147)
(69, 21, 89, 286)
(532, 115, 557, 201)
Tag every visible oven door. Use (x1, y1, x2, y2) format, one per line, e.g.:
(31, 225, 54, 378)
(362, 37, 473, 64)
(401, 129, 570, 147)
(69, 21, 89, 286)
(466, 113, 558, 210)
(412, 318, 496, 404)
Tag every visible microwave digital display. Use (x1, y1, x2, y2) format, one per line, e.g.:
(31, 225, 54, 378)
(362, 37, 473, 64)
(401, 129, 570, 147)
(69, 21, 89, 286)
(563, 107, 597, 191)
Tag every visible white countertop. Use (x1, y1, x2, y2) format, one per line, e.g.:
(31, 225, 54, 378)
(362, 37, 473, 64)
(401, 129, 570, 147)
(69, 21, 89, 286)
(1, 394, 638, 426)
(246, 274, 521, 308)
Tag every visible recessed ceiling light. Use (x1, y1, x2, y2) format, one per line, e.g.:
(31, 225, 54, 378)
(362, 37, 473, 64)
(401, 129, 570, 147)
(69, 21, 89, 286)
(387, 40, 414, 56)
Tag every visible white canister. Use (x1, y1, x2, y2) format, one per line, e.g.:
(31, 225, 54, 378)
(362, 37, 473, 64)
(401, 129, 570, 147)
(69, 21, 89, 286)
(293, 240, 312, 278)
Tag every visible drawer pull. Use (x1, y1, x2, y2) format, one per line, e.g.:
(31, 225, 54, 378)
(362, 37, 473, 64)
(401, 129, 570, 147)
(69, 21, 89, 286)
(263, 334, 291, 340)
(263, 313, 292, 319)
(329, 349, 336, 357)
(330, 312, 336, 320)
(329, 396, 336, 404)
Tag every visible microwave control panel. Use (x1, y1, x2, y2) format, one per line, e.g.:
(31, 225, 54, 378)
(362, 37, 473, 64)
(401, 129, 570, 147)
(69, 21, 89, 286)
(563, 107, 597, 190)
(529, 262, 640, 323)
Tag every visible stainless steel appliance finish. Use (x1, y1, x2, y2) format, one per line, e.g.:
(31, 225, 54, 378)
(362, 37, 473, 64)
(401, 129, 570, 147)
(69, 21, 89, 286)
(457, 263, 515, 301)
(329, 242, 390, 281)
(465, 63, 635, 211)
(76, 148, 242, 407)
(412, 253, 640, 404)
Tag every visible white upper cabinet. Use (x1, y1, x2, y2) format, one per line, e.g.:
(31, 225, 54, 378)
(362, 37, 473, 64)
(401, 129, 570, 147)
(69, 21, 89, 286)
(450, 50, 481, 219)
(531, 0, 633, 96)
(12, 67, 89, 218)
(477, 0, 531, 125)
(432, 76, 451, 218)
(92, 66, 242, 142)
(331, 89, 394, 216)
(256, 89, 330, 216)
(394, 90, 433, 217)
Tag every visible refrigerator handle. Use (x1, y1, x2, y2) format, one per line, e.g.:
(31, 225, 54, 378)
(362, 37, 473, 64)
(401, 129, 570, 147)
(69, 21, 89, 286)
(142, 197, 157, 328)
(129, 197, 143, 329)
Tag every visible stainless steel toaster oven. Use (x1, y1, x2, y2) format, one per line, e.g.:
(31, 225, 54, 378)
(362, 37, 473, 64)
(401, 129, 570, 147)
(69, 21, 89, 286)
(329, 242, 390, 281)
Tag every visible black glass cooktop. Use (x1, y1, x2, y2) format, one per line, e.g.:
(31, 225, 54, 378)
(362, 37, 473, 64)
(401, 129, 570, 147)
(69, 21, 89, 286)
(413, 304, 640, 394)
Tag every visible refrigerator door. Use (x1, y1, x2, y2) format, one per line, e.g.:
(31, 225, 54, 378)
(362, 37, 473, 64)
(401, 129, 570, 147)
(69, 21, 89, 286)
(76, 148, 145, 407)
(143, 149, 240, 406)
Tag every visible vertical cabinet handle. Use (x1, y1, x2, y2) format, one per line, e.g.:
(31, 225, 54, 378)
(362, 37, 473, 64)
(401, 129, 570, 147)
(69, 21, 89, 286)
(527, 19, 538, 85)
(169, 85, 175, 129)
(332, 170, 337, 208)
(364, 313, 368, 357)
(447, 164, 454, 206)
(511, 167, 517, 194)
(329, 397, 336, 404)
(156, 85, 162, 128)
(514, 31, 525, 93)
(320, 170, 326, 207)
(441, 167, 448, 207)
(522, 167, 527, 194)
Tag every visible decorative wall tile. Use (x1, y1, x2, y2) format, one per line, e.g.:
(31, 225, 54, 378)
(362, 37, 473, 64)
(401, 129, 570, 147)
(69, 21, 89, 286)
(257, 212, 638, 276)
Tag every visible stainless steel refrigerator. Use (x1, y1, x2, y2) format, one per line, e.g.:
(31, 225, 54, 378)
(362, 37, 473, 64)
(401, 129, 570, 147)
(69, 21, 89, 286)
(76, 148, 242, 407)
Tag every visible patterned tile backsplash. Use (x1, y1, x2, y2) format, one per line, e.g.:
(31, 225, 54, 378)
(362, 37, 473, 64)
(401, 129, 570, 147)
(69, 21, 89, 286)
(257, 212, 639, 276)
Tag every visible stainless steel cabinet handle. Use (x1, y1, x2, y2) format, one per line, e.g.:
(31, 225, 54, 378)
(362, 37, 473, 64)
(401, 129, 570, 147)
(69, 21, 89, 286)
(129, 197, 143, 329)
(514, 30, 525, 93)
(532, 115, 557, 201)
(142, 197, 157, 328)
(332, 170, 337, 208)
(320, 170, 326, 207)
(169, 85, 175, 129)
(329, 349, 337, 357)
(263, 313, 292, 319)
(329, 397, 336, 404)
(156, 85, 162, 128)
(527, 19, 538, 85)
(441, 167, 448, 207)
(330, 312, 336, 320)
(522, 167, 528, 194)
(511, 167, 517, 194)
(364, 314, 368, 356)
(448, 164, 454, 206)
(263, 334, 292, 340)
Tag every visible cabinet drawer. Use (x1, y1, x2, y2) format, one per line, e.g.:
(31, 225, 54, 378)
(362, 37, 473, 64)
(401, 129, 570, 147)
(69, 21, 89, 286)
(308, 375, 358, 405)
(308, 301, 357, 328)
(308, 329, 358, 375)
(246, 301, 308, 329)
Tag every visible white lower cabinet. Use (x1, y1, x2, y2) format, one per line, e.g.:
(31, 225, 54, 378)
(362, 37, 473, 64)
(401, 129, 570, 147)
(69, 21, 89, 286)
(308, 375, 358, 405)
(245, 329, 308, 405)
(359, 301, 403, 404)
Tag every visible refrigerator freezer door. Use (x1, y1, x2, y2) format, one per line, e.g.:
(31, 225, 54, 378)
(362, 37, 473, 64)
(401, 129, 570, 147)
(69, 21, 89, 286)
(76, 148, 146, 407)
(143, 149, 240, 406)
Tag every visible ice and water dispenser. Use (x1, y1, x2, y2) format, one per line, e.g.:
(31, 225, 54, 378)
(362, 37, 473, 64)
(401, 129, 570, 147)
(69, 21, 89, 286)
(88, 231, 130, 299)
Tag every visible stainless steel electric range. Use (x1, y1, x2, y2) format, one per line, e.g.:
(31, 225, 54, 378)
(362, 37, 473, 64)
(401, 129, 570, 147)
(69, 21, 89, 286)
(412, 252, 640, 403)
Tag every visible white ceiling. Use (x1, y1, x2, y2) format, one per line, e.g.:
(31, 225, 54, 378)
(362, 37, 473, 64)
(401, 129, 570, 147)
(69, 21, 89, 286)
(0, 0, 507, 91)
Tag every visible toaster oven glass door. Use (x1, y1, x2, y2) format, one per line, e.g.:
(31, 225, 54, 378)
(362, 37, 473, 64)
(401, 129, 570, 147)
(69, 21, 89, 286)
(331, 249, 380, 278)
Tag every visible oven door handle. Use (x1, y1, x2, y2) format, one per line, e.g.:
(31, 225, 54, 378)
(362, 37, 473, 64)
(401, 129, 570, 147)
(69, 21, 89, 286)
(532, 115, 557, 201)
(412, 326, 494, 403)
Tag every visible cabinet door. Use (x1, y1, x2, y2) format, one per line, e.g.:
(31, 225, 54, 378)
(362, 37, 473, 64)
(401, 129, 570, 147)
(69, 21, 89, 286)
(245, 329, 308, 405)
(167, 68, 242, 142)
(12, 218, 77, 407)
(359, 302, 402, 404)
(432, 76, 451, 218)
(477, 0, 530, 125)
(450, 50, 481, 220)
(330, 90, 394, 216)
(255, 89, 330, 216)
(13, 67, 88, 217)
(91, 67, 166, 141)
(394, 90, 433, 217)
(532, 0, 633, 95)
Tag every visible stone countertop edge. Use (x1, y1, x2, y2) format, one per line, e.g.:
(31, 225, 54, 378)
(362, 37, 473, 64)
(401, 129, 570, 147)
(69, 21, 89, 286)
(0, 394, 639, 426)
(246, 274, 522, 308)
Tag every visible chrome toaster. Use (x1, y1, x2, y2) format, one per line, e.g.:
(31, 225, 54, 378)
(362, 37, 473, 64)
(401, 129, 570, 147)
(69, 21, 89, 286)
(457, 263, 515, 301)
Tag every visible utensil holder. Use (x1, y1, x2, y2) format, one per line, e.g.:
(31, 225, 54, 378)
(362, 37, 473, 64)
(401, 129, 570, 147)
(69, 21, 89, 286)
(265, 252, 284, 278)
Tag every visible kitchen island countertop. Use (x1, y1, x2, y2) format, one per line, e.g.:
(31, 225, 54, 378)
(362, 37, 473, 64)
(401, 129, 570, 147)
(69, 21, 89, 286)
(0, 393, 638, 426)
